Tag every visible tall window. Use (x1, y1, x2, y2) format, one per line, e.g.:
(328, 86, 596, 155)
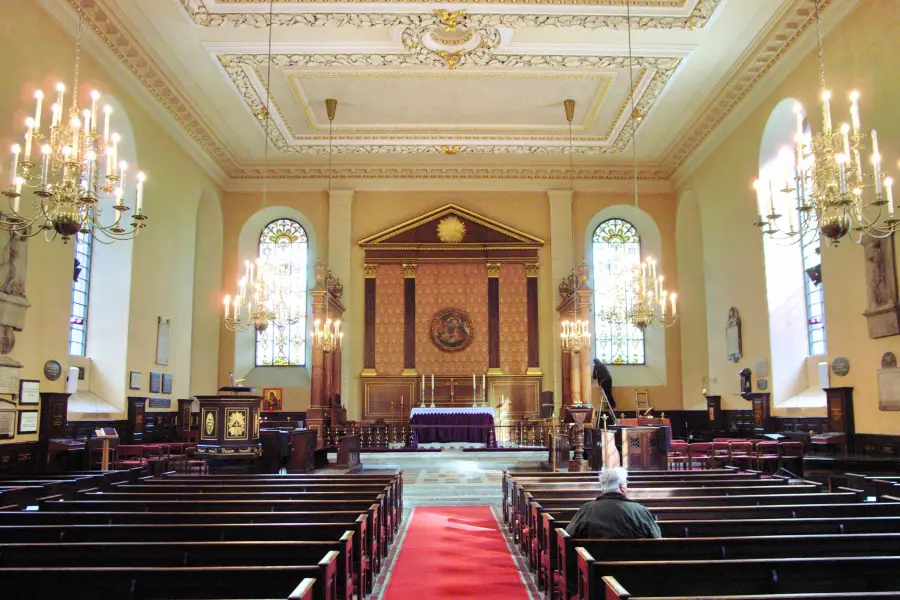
(68, 232, 92, 356)
(798, 135, 826, 356)
(592, 218, 645, 364)
(256, 219, 308, 366)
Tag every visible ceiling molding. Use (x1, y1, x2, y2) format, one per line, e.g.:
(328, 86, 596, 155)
(179, 0, 721, 26)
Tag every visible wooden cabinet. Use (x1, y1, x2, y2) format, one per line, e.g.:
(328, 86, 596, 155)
(620, 427, 667, 471)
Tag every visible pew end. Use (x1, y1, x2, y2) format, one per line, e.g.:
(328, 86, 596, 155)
(288, 578, 316, 600)
(602, 575, 630, 600)
(575, 546, 595, 600)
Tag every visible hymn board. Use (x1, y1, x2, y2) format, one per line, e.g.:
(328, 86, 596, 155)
(358, 204, 544, 425)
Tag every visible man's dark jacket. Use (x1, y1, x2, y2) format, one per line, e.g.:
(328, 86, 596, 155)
(564, 492, 662, 538)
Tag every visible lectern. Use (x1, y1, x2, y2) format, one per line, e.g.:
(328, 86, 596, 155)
(195, 387, 262, 473)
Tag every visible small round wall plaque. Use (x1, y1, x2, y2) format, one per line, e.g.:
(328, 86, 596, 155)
(832, 357, 851, 376)
(756, 378, 769, 391)
(43, 360, 62, 381)
(882, 353, 897, 370)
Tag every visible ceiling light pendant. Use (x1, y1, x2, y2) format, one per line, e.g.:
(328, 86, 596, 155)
(560, 98, 591, 355)
(621, 0, 678, 330)
(753, 0, 896, 246)
(3, 0, 147, 244)
(313, 99, 342, 354)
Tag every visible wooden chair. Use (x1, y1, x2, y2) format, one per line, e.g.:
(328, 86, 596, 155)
(728, 441, 755, 470)
(688, 442, 714, 470)
(753, 440, 781, 472)
(184, 446, 208, 475)
(667, 442, 689, 470)
(779, 441, 804, 472)
(711, 441, 731, 468)
(115, 445, 147, 470)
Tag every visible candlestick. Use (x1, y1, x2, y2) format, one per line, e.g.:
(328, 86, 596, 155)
(850, 91, 861, 134)
(887, 177, 895, 216)
(103, 105, 112, 142)
(431, 374, 434, 395)
(836, 154, 847, 194)
(768, 180, 776, 215)
(473, 374, 476, 400)
(40, 144, 50, 187)
(10, 145, 19, 187)
(24, 118, 34, 158)
(136, 172, 145, 214)
(50, 103, 60, 127)
(873, 130, 883, 194)
(821, 90, 832, 135)
(841, 124, 851, 159)
(670, 293, 677, 316)
(224, 295, 231, 319)
(33, 90, 43, 131)
(482, 374, 486, 397)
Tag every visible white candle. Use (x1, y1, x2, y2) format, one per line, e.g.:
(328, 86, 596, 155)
(768, 180, 776, 215)
(233, 296, 240, 318)
(473, 374, 476, 395)
(431, 374, 434, 394)
(55, 83, 65, 109)
(873, 130, 883, 194)
(421, 374, 425, 396)
(82, 109, 91, 136)
(24, 118, 34, 158)
(114, 186, 123, 206)
(12, 178, 21, 212)
(841, 124, 851, 159)
(110, 133, 120, 177)
(886, 177, 895, 216)
(40, 144, 50, 187)
(836, 154, 847, 193)
(50, 103, 60, 127)
(136, 172, 145, 213)
(670, 293, 677, 316)
(103, 105, 112, 142)
(661, 290, 667, 316)
(70, 115, 80, 153)
(850, 91, 861, 134)
(33, 90, 43, 131)
(821, 90, 832, 135)
(482, 374, 486, 394)
(105, 147, 113, 179)
(85, 151, 96, 195)
(90, 91, 99, 130)
(10, 144, 20, 187)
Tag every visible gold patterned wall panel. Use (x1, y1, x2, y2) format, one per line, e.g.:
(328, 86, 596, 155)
(500, 263, 529, 375)
(375, 264, 405, 376)
(416, 263, 488, 374)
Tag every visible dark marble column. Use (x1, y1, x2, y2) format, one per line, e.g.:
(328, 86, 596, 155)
(403, 263, 417, 375)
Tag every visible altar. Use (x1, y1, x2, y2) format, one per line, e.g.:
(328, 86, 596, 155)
(409, 407, 497, 448)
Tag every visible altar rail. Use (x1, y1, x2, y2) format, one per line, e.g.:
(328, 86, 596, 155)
(324, 422, 559, 449)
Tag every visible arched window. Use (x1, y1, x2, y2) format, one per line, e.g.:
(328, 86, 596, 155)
(797, 120, 826, 356)
(68, 233, 92, 356)
(592, 218, 645, 364)
(256, 218, 309, 366)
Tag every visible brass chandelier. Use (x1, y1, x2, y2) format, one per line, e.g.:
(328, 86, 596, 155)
(753, 0, 895, 245)
(559, 98, 591, 355)
(4, 0, 146, 244)
(312, 99, 343, 355)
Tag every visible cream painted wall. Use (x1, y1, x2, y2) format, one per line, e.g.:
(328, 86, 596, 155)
(682, 1, 900, 431)
(676, 191, 709, 410)
(0, 0, 223, 441)
(574, 191, 684, 412)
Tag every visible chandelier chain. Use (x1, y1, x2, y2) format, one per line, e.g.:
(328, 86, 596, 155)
(72, 0, 84, 113)
(813, 0, 826, 91)
(627, 0, 639, 209)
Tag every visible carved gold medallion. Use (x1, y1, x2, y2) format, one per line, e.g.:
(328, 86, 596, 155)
(204, 411, 215, 436)
(437, 215, 466, 243)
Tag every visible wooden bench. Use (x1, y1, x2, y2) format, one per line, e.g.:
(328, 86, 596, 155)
(0, 565, 326, 600)
(555, 532, 900, 600)
(576, 554, 900, 600)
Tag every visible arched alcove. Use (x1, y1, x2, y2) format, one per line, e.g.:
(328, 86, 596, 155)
(70, 94, 137, 418)
(759, 98, 827, 408)
(232, 206, 318, 390)
(189, 188, 224, 398)
(584, 204, 667, 386)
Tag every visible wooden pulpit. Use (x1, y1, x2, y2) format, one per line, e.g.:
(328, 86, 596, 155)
(196, 389, 262, 473)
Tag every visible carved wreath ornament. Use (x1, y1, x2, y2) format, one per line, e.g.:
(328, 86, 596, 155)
(437, 216, 466, 243)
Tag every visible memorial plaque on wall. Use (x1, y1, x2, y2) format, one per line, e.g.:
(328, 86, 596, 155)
(162, 373, 173, 395)
(149, 372, 162, 394)
(878, 368, 900, 410)
(0, 400, 14, 439)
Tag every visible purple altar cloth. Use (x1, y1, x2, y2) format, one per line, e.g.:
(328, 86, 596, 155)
(410, 413, 497, 448)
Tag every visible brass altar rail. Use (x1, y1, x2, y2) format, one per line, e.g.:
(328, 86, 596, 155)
(323, 422, 561, 449)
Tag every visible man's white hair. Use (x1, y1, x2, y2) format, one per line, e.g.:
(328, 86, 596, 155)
(598, 466, 628, 494)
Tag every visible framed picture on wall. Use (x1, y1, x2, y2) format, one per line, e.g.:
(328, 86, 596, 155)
(17, 410, 38, 434)
(262, 388, 283, 412)
(129, 371, 142, 391)
(18, 379, 39, 405)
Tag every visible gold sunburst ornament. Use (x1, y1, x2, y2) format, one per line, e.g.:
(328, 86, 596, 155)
(437, 215, 466, 243)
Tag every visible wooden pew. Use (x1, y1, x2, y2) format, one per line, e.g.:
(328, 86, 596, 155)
(575, 554, 900, 600)
(0, 539, 352, 600)
(0, 565, 329, 600)
(555, 532, 900, 600)
(542, 502, 900, 594)
(0, 518, 371, 595)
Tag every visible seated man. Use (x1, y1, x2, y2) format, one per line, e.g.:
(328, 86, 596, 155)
(565, 467, 661, 538)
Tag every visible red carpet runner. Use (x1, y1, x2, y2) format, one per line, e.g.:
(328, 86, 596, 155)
(382, 506, 530, 600)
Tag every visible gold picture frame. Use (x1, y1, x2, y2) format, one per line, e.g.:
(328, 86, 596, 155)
(225, 408, 249, 441)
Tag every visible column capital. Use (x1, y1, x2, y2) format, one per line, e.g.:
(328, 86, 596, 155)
(364, 263, 378, 279)
(403, 263, 418, 279)
(524, 263, 540, 278)
(486, 262, 501, 279)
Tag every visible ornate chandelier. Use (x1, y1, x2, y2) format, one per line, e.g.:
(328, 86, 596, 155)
(3, 1, 146, 244)
(313, 99, 342, 355)
(559, 98, 591, 355)
(628, 258, 678, 330)
(753, 0, 894, 245)
(223, 259, 272, 333)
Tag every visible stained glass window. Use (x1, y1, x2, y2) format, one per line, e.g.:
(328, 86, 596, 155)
(256, 219, 308, 366)
(69, 232, 92, 356)
(592, 218, 645, 364)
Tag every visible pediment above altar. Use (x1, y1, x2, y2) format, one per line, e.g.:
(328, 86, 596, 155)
(359, 205, 543, 261)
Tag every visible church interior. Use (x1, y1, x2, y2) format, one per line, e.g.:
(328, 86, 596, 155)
(3, 0, 900, 598)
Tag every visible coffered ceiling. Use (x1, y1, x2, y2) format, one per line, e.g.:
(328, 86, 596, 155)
(49, 0, 844, 181)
